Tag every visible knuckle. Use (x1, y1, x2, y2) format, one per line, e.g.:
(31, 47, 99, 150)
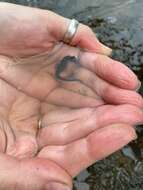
(85, 25, 93, 34)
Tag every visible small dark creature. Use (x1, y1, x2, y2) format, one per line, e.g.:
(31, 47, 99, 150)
(55, 56, 80, 81)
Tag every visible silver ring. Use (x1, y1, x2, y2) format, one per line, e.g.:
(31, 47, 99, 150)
(63, 19, 79, 44)
(38, 118, 42, 129)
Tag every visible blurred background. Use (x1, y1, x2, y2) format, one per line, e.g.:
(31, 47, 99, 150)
(1, 0, 143, 189)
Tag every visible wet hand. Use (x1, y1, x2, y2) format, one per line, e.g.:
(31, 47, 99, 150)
(0, 2, 141, 108)
(0, 75, 142, 189)
(0, 52, 142, 189)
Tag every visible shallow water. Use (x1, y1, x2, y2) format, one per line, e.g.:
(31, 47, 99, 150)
(1, 0, 143, 189)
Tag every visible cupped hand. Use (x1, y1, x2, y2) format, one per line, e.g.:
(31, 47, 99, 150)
(0, 2, 142, 190)
(0, 2, 141, 108)
(0, 48, 142, 189)
(0, 68, 142, 189)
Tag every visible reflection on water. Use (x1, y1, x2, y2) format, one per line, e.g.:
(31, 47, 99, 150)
(1, 0, 143, 189)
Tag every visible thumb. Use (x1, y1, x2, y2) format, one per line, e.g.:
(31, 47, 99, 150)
(70, 23, 112, 56)
(0, 153, 72, 190)
(45, 10, 112, 55)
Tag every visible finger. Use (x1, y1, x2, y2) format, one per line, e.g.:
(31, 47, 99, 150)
(74, 67, 143, 107)
(80, 52, 140, 90)
(61, 80, 99, 98)
(41, 107, 89, 125)
(38, 123, 137, 177)
(46, 87, 104, 108)
(37, 105, 143, 147)
(41, 103, 70, 114)
(0, 153, 72, 190)
(70, 23, 112, 56)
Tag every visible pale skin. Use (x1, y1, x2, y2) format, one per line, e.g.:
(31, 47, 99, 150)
(0, 2, 143, 190)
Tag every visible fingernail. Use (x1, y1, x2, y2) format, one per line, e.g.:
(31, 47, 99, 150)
(45, 182, 71, 190)
(131, 126, 138, 140)
(132, 133, 138, 140)
(135, 81, 141, 92)
(102, 44, 112, 56)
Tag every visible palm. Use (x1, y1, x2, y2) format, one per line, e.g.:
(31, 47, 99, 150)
(0, 43, 116, 156)
(0, 43, 142, 190)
